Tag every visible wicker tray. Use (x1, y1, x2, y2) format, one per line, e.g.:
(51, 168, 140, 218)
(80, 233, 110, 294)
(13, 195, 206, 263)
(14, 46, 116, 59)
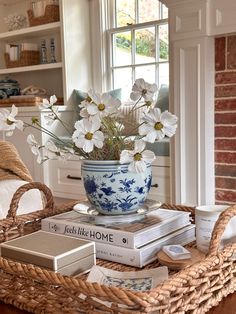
(4, 51, 40, 68)
(0, 182, 235, 313)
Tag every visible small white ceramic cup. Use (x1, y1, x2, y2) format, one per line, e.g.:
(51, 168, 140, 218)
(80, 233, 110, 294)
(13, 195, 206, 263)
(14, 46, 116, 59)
(195, 205, 236, 254)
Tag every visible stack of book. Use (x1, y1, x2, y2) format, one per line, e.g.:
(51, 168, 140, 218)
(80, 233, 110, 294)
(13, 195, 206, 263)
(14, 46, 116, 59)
(41, 204, 195, 267)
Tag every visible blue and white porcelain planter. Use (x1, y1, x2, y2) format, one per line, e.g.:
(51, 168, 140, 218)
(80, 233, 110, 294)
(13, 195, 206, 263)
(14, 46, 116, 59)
(81, 160, 152, 215)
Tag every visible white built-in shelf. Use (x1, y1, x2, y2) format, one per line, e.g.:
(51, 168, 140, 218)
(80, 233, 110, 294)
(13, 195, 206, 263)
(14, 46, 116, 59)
(0, 22, 61, 41)
(0, 0, 21, 4)
(0, 62, 63, 74)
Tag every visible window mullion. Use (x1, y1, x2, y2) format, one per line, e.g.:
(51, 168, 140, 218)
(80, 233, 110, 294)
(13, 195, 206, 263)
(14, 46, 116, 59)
(159, 1, 162, 19)
(136, 0, 139, 24)
(131, 28, 136, 83)
(109, 19, 168, 33)
(156, 24, 160, 87)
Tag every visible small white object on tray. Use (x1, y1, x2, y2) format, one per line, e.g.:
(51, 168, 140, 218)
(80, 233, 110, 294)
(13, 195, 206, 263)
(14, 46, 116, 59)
(162, 245, 191, 260)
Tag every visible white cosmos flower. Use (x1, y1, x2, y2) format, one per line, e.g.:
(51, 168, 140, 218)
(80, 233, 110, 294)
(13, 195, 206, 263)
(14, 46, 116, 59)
(130, 78, 157, 101)
(45, 141, 66, 160)
(27, 134, 42, 163)
(79, 89, 94, 109)
(139, 108, 178, 143)
(79, 107, 90, 118)
(0, 105, 23, 136)
(120, 140, 155, 173)
(87, 91, 121, 118)
(72, 117, 104, 153)
(44, 106, 59, 125)
(40, 95, 57, 109)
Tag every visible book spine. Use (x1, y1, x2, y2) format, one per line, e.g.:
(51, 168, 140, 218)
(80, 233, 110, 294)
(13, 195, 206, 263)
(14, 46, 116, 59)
(96, 243, 142, 267)
(95, 227, 196, 268)
(41, 219, 135, 248)
(41, 212, 190, 249)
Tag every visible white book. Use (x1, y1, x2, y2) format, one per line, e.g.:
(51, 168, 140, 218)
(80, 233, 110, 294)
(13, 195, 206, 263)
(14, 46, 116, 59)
(41, 208, 191, 249)
(96, 225, 196, 267)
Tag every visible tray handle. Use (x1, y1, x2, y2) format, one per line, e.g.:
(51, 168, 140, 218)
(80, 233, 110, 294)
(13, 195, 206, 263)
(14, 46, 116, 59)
(208, 204, 236, 256)
(6, 182, 54, 221)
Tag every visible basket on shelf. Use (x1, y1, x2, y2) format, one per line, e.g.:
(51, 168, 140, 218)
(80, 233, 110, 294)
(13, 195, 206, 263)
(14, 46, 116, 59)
(27, 4, 60, 27)
(4, 50, 40, 68)
(0, 182, 236, 313)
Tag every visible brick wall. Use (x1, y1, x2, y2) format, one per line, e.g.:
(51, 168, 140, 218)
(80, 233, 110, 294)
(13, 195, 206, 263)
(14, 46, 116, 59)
(215, 36, 236, 204)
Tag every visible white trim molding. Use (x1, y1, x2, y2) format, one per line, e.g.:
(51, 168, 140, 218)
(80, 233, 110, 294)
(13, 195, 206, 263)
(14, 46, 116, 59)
(89, 0, 110, 92)
(163, 0, 236, 205)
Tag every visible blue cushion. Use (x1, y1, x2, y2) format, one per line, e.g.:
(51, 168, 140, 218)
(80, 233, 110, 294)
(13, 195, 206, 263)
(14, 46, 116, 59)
(74, 88, 122, 105)
(155, 84, 169, 111)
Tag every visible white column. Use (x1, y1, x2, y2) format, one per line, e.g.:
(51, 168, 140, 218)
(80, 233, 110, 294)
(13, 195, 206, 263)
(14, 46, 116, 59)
(162, 0, 215, 205)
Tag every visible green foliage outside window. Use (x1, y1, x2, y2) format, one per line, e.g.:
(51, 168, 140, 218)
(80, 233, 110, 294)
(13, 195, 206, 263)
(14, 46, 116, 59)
(115, 33, 168, 60)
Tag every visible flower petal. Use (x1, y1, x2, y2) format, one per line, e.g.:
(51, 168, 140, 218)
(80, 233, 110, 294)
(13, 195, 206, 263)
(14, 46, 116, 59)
(50, 95, 57, 105)
(83, 139, 94, 153)
(128, 160, 147, 173)
(145, 130, 161, 143)
(120, 150, 133, 164)
(11, 105, 18, 117)
(130, 92, 140, 101)
(142, 150, 156, 163)
(134, 140, 146, 153)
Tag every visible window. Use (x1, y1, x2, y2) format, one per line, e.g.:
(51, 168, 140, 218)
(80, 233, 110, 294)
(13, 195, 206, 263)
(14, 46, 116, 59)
(107, 0, 169, 101)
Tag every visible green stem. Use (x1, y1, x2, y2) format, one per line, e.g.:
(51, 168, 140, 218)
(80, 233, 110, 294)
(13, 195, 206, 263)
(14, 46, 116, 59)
(130, 96, 142, 112)
(51, 107, 73, 135)
(123, 121, 146, 141)
(24, 122, 66, 145)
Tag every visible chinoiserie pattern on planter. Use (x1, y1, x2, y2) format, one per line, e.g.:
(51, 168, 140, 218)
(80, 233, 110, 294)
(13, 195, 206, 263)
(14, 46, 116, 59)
(82, 160, 152, 215)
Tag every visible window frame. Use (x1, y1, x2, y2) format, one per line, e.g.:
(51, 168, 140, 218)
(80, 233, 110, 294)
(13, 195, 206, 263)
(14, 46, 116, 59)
(106, 0, 169, 97)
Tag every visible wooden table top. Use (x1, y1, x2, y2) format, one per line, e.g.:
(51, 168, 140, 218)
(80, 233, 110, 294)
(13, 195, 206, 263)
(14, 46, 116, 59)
(0, 292, 236, 314)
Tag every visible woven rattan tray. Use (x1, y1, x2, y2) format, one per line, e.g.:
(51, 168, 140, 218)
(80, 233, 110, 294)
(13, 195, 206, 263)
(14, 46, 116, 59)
(0, 182, 235, 313)
(4, 51, 40, 68)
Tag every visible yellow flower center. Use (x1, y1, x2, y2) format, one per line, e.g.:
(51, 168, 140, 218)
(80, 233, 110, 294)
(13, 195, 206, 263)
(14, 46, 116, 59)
(134, 153, 142, 161)
(98, 103, 105, 111)
(154, 122, 163, 130)
(145, 100, 152, 107)
(32, 117, 39, 124)
(85, 132, 93, 140)
(86, 96, 92, 103)
(6, 119, 14, 125)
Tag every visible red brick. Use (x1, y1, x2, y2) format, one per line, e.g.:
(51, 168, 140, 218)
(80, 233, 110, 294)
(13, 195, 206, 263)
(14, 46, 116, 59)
(215, 201, 235, 205)
(215, 99, 236, 111)
(215, 113, 236, 124)
(215, 37, 225, 71)
(215, 71, 236, 84)
(215, 126, 236, 137)
(215, 152, 236, 163)
(215, 177, 236, 189)
(227, 35, 236, 69)
(215, 85, 236, 97)
(215, 164, 236, 176)
(215, 190, 236, 202)
(215, 139, 236, 151)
